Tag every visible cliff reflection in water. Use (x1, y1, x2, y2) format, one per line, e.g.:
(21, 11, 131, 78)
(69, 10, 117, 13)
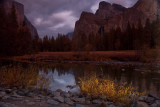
(46, 69, 78, 92)
(1, 62, 160, 97)
(39, 63, 160, 97)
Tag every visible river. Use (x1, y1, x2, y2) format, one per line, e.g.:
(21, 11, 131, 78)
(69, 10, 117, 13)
(0, 61, 160, 97)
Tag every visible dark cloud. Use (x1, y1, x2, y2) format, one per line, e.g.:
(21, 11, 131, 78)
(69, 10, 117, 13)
(15, 0, 138, 38)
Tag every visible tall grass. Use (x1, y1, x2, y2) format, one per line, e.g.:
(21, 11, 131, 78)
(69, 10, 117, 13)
(0, 65, 50, 90)
(79, 74, 145, 105)
(137, 46, 160, 62)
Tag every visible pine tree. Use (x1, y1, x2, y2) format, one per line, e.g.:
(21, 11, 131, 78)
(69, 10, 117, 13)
(114, 27, 122, 50)
(43, 35, 50, 51)
(144, 18, 152, 48)
(131, 24, 137, 49)
(152, 16, 160, 47)
(50, 36, 55, 51)
(136, 19, 144, 49)
(107, 28, 115, 50)
(126, 22, 133, 50)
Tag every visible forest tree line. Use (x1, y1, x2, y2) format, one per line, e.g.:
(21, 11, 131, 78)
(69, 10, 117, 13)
(40, 18, 160, 52)
(0, 4, 160, 56)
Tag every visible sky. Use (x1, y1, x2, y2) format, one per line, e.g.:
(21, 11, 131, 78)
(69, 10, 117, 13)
(16, 0, 138, 38)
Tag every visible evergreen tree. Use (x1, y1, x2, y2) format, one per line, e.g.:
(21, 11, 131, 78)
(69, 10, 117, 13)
(152, 16, 160, 47)
(107, 28, 115, 50)
(126, 22, 133, 50)
(136, 19, 144, 49)
(114, 27, 122, 50)
(50, 36, 55, 51)
(144, 18, 152, 48)
(43, 35, 50, 51)
(131, 24, 137, 49)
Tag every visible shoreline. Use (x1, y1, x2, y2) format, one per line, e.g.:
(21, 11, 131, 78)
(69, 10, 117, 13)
(0, 87, 160, 107)
(11, 51, 139, 62)
(3, 50, 158, 64)
(1, 57, 160, 68)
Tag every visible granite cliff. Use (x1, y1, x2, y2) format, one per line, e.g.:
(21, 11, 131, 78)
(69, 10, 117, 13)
(73, 0, 160, 38)
(0, 0, 38, 38)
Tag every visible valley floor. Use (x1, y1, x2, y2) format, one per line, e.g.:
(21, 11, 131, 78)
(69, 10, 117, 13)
(12, 51, 138, 62)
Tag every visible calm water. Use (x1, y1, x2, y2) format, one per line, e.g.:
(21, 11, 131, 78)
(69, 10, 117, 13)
(1, 61, 160, 97)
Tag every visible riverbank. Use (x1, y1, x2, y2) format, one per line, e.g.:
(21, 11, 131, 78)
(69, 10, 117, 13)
(0, 87, 160, 107)
(11, 51, 138, 62)
(7, 50, 160, 63)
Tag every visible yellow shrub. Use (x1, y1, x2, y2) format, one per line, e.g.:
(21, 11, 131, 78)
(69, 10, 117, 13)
(79, 74, 145, 105)
(0, 65, 50, 90)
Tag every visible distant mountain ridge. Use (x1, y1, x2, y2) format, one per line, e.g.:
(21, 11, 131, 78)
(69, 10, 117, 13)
(73, 0, 160, 38)
(0, 0, 38, 38)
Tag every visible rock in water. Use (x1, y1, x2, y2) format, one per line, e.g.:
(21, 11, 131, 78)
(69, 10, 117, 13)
(47, 99, 59, 105)
(76, 104, 85, 107)
(65, 98, 74, 105)
(137, 101, 149, 107)
(54, 96, 64, 103)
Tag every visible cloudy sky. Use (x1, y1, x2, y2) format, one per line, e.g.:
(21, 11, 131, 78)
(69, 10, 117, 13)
(16, 0, 138, 38)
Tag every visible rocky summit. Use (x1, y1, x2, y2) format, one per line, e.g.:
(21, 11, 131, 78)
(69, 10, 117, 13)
(73, 0, 160, 39)
(0, 0, 38, 38)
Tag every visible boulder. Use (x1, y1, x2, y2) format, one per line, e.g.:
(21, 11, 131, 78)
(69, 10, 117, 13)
(0, 102, 18, 107)
(71, 97, 85, 103)
(76, 104, 85, 107)
(92, 99, 102, 104)
(145, 97, 155, 105)
(52, 91, 61, 97)
(65, 98, 74, 105)
(137, 101, 149, 107)
(54, 96, 64, 103)
(61, 91, 71, 98)
(47, 99, 59, 105)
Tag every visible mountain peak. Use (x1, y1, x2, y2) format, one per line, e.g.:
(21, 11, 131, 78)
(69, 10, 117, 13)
(112, 3, 126, 11)
(73, 0, 160, 39)
(134, 0, 158, 10)
(99, 1, 111, 9)
(95, 1, 126, 19)
(133, 0, 159, 20)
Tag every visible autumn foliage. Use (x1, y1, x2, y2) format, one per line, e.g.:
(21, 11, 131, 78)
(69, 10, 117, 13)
(79, 74, 146, 105)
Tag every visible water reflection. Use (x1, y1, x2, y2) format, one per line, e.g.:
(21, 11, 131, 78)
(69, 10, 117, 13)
(48, 69, 79, 92)
(1, 62, 160, 97)
(37, 63, 160, 97)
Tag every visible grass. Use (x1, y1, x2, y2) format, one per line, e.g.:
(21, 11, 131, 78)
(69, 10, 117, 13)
(12, 51, 137, 62)
(139, 47, 160, 62)
(0, 65, 50, 90)
(78, 73, 146, 105)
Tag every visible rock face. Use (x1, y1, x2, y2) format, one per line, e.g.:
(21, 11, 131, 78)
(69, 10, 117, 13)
(95, 1, 126, 19)
(73, 0, 160, 38)
(24, 16, 38, 38)
(0, 0, 38, 38)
